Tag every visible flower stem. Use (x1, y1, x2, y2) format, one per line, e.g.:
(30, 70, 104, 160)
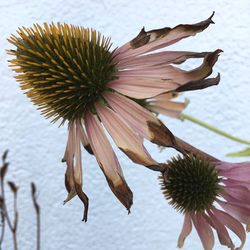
(31, 183, 40, 250)
(182, 113, 250, 146)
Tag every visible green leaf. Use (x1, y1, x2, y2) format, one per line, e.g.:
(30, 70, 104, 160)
(227, 148, 250, 157)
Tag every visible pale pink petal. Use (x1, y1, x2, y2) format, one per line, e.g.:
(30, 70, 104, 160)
(217, 199, 250, 229)
(219, 192, 250, 212)
(85, 112, 133, 211)
(212, 207, 246, 249)
(222, 179, 250, 190)
(103, 92, 162, 139)
(96, 103, 158, 167)
(207, 209, 234, 249)
(103, 92, 179, 149)
(222, 185, 250, 205)
(63, 121, 89, 221)
(191, 213, 214, 250)
(74, 120, 89, 222)
(177, 213, 192, 248)
(148, 99, 188, 118)
(146, 92, 189, 119)
(118, 51, 208, 69)
(149, 100, 187, 111)
(74, 122, 82, 186)
(64, 122, 76, 203)
(218, 162, 250, 182)
(108, 78, 178, 99)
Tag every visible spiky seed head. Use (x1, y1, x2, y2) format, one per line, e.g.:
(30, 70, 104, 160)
(7, 23, 117, 123)
(159, 155, 220, 213)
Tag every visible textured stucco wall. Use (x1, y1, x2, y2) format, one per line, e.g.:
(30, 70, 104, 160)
(0, 0, 250, 249)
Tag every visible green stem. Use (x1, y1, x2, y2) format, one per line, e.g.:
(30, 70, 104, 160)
(182, 113, 250, 146)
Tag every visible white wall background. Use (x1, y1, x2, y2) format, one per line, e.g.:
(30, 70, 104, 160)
(0, 0, 250, 249)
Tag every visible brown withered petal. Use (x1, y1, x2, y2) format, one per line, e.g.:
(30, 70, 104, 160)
(129, 12, 215, 51)
(147, 120, 185, 153)
(104, 171, 133, 212)
(64, 165, 76, 201)
(130, 27, 151, 49)
(85, 113, 133, 212)
(74, 182, 89, 222)
(176, 73, 220, 92)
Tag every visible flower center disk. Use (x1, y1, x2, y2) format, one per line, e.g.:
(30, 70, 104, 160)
(159, 155, 220, 213)
(8, 23, 117, 123)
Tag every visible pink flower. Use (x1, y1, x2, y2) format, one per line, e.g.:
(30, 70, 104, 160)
(8, 14, 221, 221)
(161, 156, 250, 249)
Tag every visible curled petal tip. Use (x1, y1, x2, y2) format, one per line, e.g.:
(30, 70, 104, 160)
(209, 11, 215, 23)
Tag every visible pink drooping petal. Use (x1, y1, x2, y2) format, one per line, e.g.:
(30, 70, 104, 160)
(96, 103, 157, 167)
(78, 120, 93, 154)
(64, 122, 76, 203)
(218, 162, 250, 182)
(191, 213, 214, 250)
(114, 13, 215, 60)
(222, 185, 250, 205)
(63, 121, 89, 221)
(147, 98, 188, 119)
(117, 51, 208, 69)
(103, 92, 162, 138)
(85, 112, 133, 211)
(74, 120, 89, 222)
(74, 122, 82, 187)
(103, 92, 178, 149)
(108, 78, 178, 99)
(177, 213, 192, 248)
(217, 199, 250, 229)
(212, 207, 246, 249)
(207, 209, 234, 249)
(219, 192, 250, 213)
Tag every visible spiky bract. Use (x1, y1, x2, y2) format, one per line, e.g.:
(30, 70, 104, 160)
(8, 23, 117, 123)
(159, 155, 220, 213)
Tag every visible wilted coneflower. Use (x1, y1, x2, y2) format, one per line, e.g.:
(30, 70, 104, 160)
(160, 155, 250, 250)
(7, 13, 220, 221)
